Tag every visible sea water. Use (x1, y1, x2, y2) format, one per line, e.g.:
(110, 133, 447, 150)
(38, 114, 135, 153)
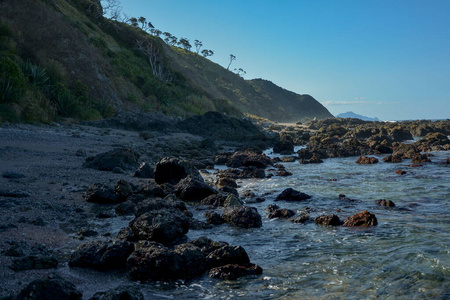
(116, 151, 450, 299)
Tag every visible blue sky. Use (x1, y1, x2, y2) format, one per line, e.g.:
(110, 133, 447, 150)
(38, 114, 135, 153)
(117, 0, 450, 120)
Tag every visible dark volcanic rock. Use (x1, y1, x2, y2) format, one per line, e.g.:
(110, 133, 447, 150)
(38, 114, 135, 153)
(204, 211, 225, 225)
(412, 153, 432, 163)
(226, 151, 272, 169)
(135, 196, 190, 217)
(273, 140, 294, 155)
(84, 183, 119, 204)
(343, 210, 378, 227)
(175, 176, 217, 201)
(154, 157, 203, 185)
(376, 199, 396, 207)
(206, 245, 250, 268)
(314, 214, 341, 226)
(134, 162, 154, 178)
(189, 237, 228, 255)
(69, 241, 134, 270)
(89, 285, 144, 300)
(382, 154, 403, 163)
(201, 193, 227, 207)
(290, 214, 310, 223)
(275, 188, 311, 201)
(355, 156, 379, 164)
(222, 206, 262, 228)
(129, 208, 190, 244)
(83, 148, 140, 171)
(15, 274, 82, 300)
(267, 208, 295, 219)
(209, 263, 263, 280)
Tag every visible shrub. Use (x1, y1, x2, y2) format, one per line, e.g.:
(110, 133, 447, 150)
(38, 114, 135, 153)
(0, 57, 26, 102)
(54, 88, 81, 117)
(21, 61, 49, 89)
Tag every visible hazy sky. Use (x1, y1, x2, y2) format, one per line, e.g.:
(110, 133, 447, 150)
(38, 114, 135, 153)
(118, 0, 450, 120)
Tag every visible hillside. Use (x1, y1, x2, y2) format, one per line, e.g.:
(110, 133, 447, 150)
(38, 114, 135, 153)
(336, 111, 380, 121)
(0, 0, 332, 123)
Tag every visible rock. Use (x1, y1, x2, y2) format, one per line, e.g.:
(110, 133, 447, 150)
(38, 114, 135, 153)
(216, 177, 238, 188)
(218, 167, 265, 179)
(69, 241, 134, 270)
(139, 181, 166, 198)
(343, 210, 378, 227)
(83, 148, 140, 171)
(127, 242, 184, 281)
(129, 208, 190, 244)
(267, 208, 295, 219)
(273, 140, 294, 155)
(204, 211, 225, 225)
(84, 183, 119, 204)
(134, 162, 154, 178)
(275, 188, 311, 201)
(135, 196, 190, 217)
(393, 143, 419, 159)
(188, 217, 213, 230)
(276, 169, 293, 176)
(222, 206, 262, 228)
(15, 274, 82, 300)
(189, 237, 228, 255)
(412, 153, 432, 163)
(2, 171, 25, 178)
(75, 149, 87, 157)
(206, 245, 250, 268)
(89, 285, 144, 300)
(154, 157, 203, 185)
(290, 214, 310, 223)
(226, 151, 272, 169)
(201, 194, 227, 207)
(209, 263, 263, 280)
(314, 214, 341, 226)
(309, 154, 324, 163)
(11, 255, 58, 271)
(382, 154, 403, 163)
(376, 199, 396, 207)
(223, 194, 243, 207)
(175, 176, 217, 201)
(355, 156, 379, 164)
(396, 170, 407, 175)
(115, 201, 136, 216)
(114, 179, 136, 201)
(280, 156, 296, 162)
(78, 228, 98, 237)
(173, 243, 207, 278)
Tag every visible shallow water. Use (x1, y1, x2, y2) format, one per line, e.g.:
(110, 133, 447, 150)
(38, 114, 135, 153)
(86, 151, 450, 299)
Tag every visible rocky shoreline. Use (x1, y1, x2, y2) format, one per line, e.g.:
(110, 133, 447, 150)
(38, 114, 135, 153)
(0, 114, 449, 299)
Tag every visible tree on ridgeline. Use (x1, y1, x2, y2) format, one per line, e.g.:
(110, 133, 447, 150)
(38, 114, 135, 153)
(150, 28, 162, 37)
(135, 38, 172, 83)
(138, 16, 154, 31)
(178, 38, 192, 51)
(234, 68, 246, 76)
(227, 54, 236, 70)
(128, 17, 138, 27)
(194, 40, 203, 54)
(201, 49, 214, 57)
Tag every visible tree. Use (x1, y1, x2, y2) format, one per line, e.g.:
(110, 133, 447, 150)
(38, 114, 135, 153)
(194, 40, 203, 54)
(128, 17, 138, 27)
(234, 68, 246, 76)
(150, 28, 162, 37)
(136, 38, 172, 83)
(201, 49, 214, 57)
(178, 38, 192, 51)
(227, 54, 236, 70)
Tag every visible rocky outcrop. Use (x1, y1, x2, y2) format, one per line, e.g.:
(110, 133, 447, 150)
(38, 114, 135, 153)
(273, 140, 294, 155)
(15, 274, 82, 300)
(84, 183, 119, 204)
(222, 206, 262, 228)
(225, 151, 273, 169)
(382, 154, 403, 163)
(355, 156, 379, 164)
(175, 176, 217, 201)
(343, 210, 377, 227)
(154, 157, 203, 185)
(314, 214, 341, 226)
(275, 188, 311, 201)
(83, 148, 140, 171)
(209, 263, 263, 280)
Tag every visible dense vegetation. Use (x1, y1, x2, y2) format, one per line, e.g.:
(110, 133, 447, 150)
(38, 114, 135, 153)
(0, 0, 332, 123)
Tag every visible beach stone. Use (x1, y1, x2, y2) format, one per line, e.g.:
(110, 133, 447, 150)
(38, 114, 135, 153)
(273, 140, 294, 154)
(309, 154, 324, 163)
(69, 240, 134, 270)
(201, 193, 227, 207)
(204, 211, 225, 225)
(209, 263, 263, 280)
(174, 243, 207, 278)
(15, 274, 82, 300)
(216, 177, 237, 188)
(314, 214, 341, 226)
(154, 157, 203, 185)
(89, 285, 144, 300)
(175, 176, 217, 201)
(412, 153, 432, 163)
(376, 199, 396, 207)
(343, 210, 378, 227)
(222, 206, 262, 228)
(129, 208, 190, 244)
(396, 170, 407, 175)
(226, 150, 272, 169)
(114, 179, 136, 201)
(84, 183, 119, 204)
(11, 255, 58, 271)
(206, 245, 250, 268)
(275, 188, 311, 201)
(135, 197, 190, 217)
(139, 181, 166, 198)
(223, 194, 243, 207)
(83, 148, 140, 171)
(134, 162, 154, 178)
(355, 156, 379, 164)
(189, 237, 228, 255)
(267, 208, 295, 219)
(382, 154, 403, 163)
(290, 214, 310, 223)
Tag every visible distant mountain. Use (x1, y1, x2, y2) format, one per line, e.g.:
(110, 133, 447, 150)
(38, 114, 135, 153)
(336, 111, 379, 122)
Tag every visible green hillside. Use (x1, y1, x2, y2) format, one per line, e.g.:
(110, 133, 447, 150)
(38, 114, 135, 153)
(0, 0, 332, 123)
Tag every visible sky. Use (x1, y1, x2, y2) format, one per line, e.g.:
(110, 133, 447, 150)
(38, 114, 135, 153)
(115, 0, 450, 121)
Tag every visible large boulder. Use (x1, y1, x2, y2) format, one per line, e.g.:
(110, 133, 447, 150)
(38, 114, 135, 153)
(205, 245, 250, 268)
(84, 183, 119, 204)
(343, 210, 378, 227)
(154, 157, 203, 185)
(134, 196, 190, 217)
(275, 188, 311, 201)
(226, 151, 272, 169)
(83, 148, 140, 171)
(314, 214, 341, 226)
(69, 241, 134, 270)
(129, 208, 190, 244)
(222, 206, 262, 228)
(175, 176, 217, 201)
(273, 140, 294, 155)
(15, 274, 82, 300)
